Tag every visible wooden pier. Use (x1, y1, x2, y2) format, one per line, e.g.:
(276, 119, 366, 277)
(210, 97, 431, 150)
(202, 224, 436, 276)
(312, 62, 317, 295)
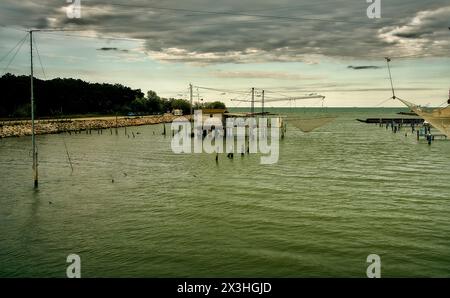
(356, 118, 424, 124)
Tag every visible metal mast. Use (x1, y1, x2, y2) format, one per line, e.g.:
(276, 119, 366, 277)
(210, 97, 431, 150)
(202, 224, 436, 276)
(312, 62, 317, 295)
(385, 57, 396, 99)
(251, 87, 255, 114)
(189, 83, 193, 116)
(262, 89, 265, 114)
(30, 30, 38, 188)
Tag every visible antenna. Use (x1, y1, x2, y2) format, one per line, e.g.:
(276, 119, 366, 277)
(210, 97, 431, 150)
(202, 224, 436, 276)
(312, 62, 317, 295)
(385, 57, 396, 99)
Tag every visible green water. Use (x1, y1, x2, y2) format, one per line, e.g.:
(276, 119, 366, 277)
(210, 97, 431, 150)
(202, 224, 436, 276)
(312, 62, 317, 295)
(1, 108, 449, 277)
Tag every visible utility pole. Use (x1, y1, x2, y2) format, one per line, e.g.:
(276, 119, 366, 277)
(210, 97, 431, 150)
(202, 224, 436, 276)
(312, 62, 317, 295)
(189, 83, 193, 117)
(251, 87, 255, 114)
(262, 90, 265, 114)
(30, 30, 38, 189)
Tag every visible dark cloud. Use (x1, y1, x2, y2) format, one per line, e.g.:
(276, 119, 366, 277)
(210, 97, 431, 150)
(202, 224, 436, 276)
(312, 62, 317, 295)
(393, 31, 432, 39)
(347, 66, 381, 70)
(98, 47, 118, 51)
(1, 0, 450, 64)
(97, 47, 129, 52)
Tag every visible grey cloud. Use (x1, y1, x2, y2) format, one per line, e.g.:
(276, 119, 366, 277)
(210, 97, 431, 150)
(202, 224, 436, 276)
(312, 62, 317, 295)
(1, 0, 450, 64)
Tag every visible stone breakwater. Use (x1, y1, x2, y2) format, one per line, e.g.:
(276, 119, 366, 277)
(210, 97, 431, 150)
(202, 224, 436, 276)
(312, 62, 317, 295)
(0, 114, 189, 138)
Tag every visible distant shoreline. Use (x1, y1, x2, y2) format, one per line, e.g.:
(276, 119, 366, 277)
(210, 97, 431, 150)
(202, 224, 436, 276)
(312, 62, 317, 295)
(0, 114, 190, 138)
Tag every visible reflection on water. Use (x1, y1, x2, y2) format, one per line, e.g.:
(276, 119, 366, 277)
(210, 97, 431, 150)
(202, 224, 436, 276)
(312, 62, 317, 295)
(1, 108, 450, 277)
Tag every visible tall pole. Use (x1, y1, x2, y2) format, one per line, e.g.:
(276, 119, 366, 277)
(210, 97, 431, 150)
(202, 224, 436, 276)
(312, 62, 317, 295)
(262, 89, 265, 114)
(189, 83, 193, 116)
(385, 57, 396, 99)
(251, 87, 255, 114)
(30, 30, 38, 188)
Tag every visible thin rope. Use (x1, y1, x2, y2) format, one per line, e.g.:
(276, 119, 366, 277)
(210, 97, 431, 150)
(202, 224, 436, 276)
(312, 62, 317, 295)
(373, 96, 394, 107)
(1, 34, 28, 75)
(33, 35, 47, 79)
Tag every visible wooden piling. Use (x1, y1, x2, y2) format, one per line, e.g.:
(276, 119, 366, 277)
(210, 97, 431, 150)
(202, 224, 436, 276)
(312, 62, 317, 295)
(115, 115, 118, 135)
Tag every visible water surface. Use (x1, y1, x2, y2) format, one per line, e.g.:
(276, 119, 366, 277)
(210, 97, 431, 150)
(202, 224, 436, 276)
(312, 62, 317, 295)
(1, 108, 449, 277)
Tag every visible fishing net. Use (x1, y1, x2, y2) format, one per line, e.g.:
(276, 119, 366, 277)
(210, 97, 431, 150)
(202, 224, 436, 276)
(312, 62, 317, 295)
(286, 116, 336, 133)
(398, 98, 450, 138)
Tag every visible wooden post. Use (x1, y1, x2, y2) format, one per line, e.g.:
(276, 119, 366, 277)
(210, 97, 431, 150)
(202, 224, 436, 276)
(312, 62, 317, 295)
(115, 115, 118, 135)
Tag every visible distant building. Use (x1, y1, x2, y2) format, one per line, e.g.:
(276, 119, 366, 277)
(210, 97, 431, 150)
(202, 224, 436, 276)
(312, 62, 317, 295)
(200, 108, 228, 124)
(172, 109, 183, 116)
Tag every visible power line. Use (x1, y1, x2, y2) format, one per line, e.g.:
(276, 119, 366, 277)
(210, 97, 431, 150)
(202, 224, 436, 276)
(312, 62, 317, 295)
(83, 1, 382, 26)
(176, 1, 344, 21)
(242, 1, 338, 13)
(0, 24, 28, 32)
(1, 33, 28, 75)
(38, 31, 143, 42)
(194, 85, 251, 95)
(0, 33, 28, 65)
(264, 90, 293, 99)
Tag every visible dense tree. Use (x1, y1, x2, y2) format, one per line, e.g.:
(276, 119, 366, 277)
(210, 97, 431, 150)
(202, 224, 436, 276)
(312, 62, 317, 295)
(0, 74, 225, 118)
(203, 101, 227, 109)
(194, 101, 227, 110)
(170, 99, 191, 114)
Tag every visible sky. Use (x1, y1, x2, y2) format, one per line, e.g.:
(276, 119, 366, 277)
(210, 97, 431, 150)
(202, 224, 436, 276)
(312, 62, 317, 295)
(0, 0, 449, 107)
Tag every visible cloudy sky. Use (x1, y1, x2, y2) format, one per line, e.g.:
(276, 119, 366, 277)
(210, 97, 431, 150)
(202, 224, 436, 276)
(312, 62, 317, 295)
(1, 0, 449, 107)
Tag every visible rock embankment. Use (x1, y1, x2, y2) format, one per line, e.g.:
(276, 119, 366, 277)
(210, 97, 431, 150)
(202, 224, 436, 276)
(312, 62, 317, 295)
(0, 114, 190, 138)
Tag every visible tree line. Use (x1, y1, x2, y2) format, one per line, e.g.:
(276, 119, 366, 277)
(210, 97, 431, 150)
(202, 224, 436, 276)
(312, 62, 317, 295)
(0, 73, 225, 118)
